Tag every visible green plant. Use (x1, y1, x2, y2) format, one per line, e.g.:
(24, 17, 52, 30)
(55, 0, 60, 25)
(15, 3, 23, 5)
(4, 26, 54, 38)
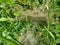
(0, 0, 60, 45)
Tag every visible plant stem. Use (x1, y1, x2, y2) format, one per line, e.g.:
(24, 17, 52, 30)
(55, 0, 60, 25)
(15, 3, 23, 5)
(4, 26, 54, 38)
(26, 15, 28, 22)
(47, 10, 50, 30)
(46, 0, 50, 45)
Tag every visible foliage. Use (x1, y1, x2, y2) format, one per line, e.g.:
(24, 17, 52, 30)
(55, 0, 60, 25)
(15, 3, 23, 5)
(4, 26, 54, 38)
(0, 0, 60, 45)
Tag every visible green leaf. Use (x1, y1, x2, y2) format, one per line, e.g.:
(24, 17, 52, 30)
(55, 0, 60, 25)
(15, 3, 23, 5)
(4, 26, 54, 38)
(0, 18, 14, 21)
(0, 0, 12, 3)
(14, 12, 20, 16)
(47, 29, 55, 40)
(0, 35, 18, 45)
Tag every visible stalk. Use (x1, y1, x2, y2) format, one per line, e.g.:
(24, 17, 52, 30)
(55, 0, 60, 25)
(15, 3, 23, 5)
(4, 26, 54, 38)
(25, 15, 28, 22)
(45, 0, 50, 45)
(47, 10, 50, 45)
(45, 0, 50, 30)
(47, 10, 50, 30)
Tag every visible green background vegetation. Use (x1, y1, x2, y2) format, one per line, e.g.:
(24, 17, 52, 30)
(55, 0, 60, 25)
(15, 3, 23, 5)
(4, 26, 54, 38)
(0, 0, 60, 45)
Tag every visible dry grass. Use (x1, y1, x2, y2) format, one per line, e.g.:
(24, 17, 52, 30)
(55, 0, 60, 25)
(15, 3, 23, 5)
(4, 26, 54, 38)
(19, 30, 37, 45)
